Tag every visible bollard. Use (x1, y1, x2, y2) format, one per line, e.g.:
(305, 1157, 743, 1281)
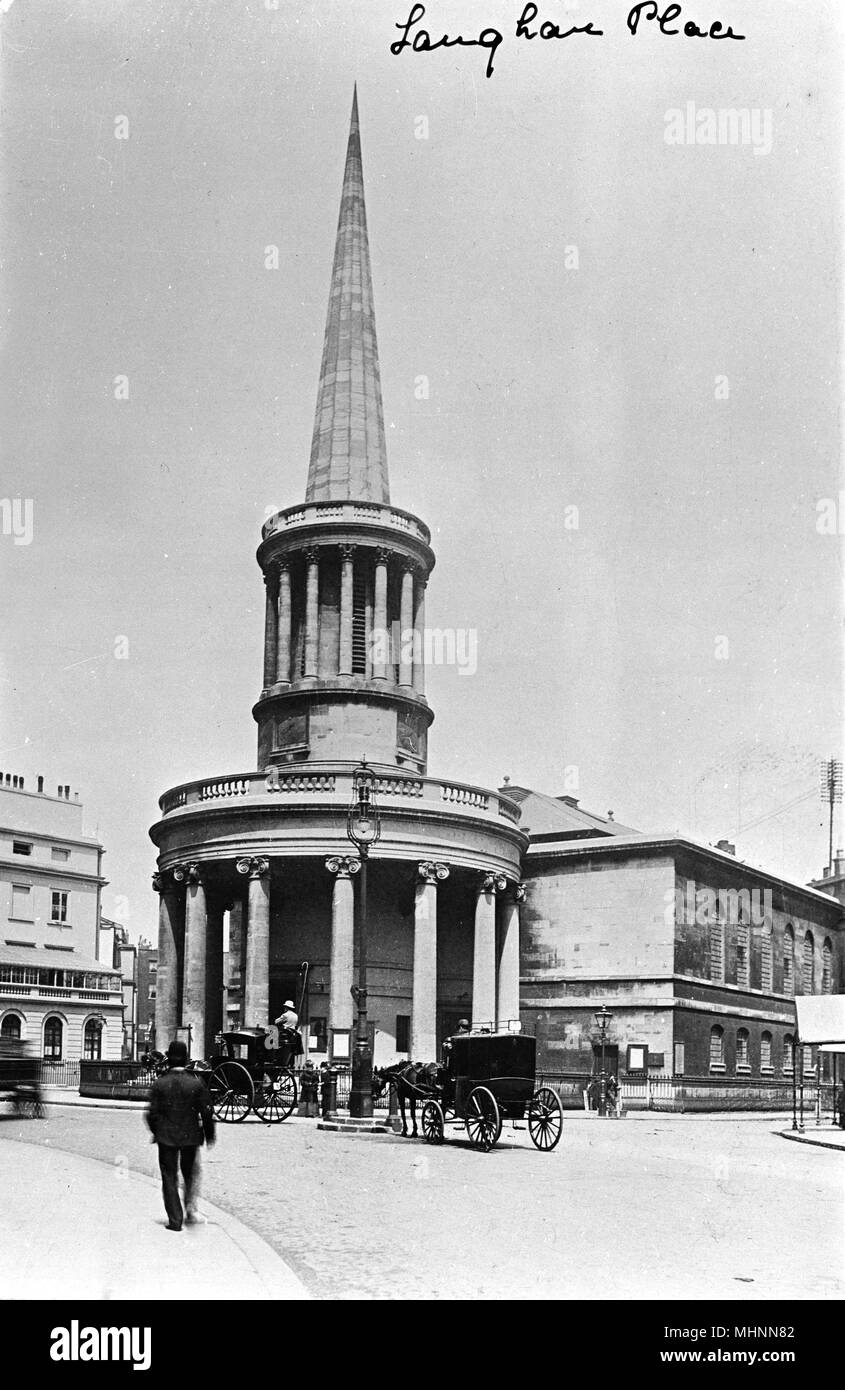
(320, 1066, 338, 1121)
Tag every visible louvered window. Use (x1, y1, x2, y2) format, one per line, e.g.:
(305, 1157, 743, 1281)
(802, 932, 814, 995)
(351, 568, 368, 675)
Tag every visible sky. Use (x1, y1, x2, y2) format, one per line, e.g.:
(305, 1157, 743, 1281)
(1, 0, 842, 943)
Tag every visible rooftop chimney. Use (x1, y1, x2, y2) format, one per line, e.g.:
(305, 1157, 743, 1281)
(716, 839, 736, 856)
(834, 849, 845, 877)
(37, 776, 44, 793)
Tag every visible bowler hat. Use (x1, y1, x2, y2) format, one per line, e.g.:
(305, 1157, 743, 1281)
(167, 1039, 188, 1066)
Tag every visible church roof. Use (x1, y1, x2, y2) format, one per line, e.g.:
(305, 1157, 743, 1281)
(306, 87, 390, 505)
(498, 784, 640, 840)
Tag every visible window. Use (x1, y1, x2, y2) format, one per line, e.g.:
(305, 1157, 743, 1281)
(709, 1025, 725, 1071)
(43, 1016, 63, 1060)
(10, 885, 32, 921)
(822, 939, 832, 994)
(149, 962, 158, 976)
(709, 915, 724, 983)
(761, 929, 773, 993)
(760, 1031, 773, 1072)
(783, 926, 794, 997)
(783, 1033, 794, 1074)
(51, 847, 70, 862)
(802, 932, 814, 995)
(309, 1016, 327, 1052)
(12, 841, 32, 856)
(736, 937, 749, 990)
(736, 1028, 750, 1071)
(83, 1018, 102, 1061)
(50, 891, 69, 924)
(148, 986, 156, 1001)
(396, 1014, 411, 1054)
(1, 1014, 21, 1040)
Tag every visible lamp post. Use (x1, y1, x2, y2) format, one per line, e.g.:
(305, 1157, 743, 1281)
(346, 760, 381, 1119)
(594, 1006, 612, 1117)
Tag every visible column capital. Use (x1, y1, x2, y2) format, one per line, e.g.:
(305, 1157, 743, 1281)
(325, 854, 361, 878)
(172, 861, 203, 886)
(276, 558, 291, 575)
(417, 861, 449, 885)
(263, 568, 278, 588)
(236, 856, 270, 880)
(339, 543, 356, 562)
(375, 546, 391, 566)
(511, 881, 526, 902)
(477, 871, 508, 895)
(304, 546, 320, 565)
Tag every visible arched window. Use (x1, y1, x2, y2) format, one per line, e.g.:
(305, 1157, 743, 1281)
(83, 1018, 103, 1061)
(822, 939, 832, 994)
(1, 1014, 21, 1040)
(783, 926, 794, 997)
(783, 1033, 794, 1074)
(736, 1028, 750, 1070)
(43, 1016, 63, 1060)
(760, 1031, 773, 1072)
(709, 1025, 724, 1071)
(803, 932, 814, 994)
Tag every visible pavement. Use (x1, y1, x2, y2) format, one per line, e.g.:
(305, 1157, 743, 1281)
(0, 1113, 309, 1300)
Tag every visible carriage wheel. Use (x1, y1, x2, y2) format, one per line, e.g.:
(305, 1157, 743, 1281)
(465, 1086, 501, 1152)
(254, 1070, 298, 1124)
(527, 1086, 563, 1151)
(209, 1062, 253, 1122)
(421, 1101, 445, 1145)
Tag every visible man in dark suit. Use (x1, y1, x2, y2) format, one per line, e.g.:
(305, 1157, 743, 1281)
(146, 1038, 215, 1231)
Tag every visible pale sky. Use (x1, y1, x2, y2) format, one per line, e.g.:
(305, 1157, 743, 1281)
(1, 0, 842, 943)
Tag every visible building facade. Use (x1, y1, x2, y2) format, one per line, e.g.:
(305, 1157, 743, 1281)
(150, 92, 528, 1066)
(0, 774, 122, 1062)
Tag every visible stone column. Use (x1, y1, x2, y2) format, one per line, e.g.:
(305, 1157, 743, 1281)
(398, 566, 415, 687)
(326, 856, 360, 1038)
(497, 882, 524, 1029)
(276, 562, 292, 685)
(373, 548, 389, 681)
(152, 870, 183, 1049)
(205, 897, 225, 1046)
(412, 572, 427, 696)
(303, 548, 320, 679)
(174, 863, 207, 1059)
(413, 862, 449, 1060)
(339, 545, 355, 677)
(263, 571, 278, 687)
(473, 873, 505, 1030)
(237, 857, 271, 1028)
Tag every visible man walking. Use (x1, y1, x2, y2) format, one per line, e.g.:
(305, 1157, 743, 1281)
(146, 1039, 215, 1231)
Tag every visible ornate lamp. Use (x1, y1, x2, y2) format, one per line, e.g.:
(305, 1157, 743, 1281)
(594, 1006, 612, 1117)
(346, 761, 381, 1117)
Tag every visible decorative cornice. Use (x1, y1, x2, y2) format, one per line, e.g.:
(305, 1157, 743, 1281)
(418, 861, 450, 885)
(236, 856, 270, 880)
(325, 854, 361, 878)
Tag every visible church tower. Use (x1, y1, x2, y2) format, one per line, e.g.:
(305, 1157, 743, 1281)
(254, 89, 435, 774)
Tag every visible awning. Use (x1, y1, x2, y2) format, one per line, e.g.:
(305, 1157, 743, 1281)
(0, 941, 120, 977)
(795, 996, 845, 1049)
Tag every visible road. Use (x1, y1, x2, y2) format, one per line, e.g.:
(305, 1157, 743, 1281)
(2, 1107, 842, 1300)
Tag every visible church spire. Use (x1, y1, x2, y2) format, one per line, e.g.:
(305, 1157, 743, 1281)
(306, 86, 390, 504)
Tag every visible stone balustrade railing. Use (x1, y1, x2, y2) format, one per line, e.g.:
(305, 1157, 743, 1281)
(261, 499, 431, 546)
(158, 765, 522, 827)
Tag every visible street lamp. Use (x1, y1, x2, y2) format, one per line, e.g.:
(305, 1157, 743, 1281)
(594, 1006, 612, 1117)
(346, 760, 381, 1119)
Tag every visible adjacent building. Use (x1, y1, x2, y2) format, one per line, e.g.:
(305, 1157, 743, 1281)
(0, 774, 123, 1062)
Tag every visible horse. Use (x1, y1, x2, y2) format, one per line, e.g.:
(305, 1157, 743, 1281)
(373, 1060, 442, 1137)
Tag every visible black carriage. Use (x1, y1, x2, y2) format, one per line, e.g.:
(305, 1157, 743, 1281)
(192, 1028, 298, 1125)
(421, 1031, 563, 1152)
(0, 1041, 45, 1119)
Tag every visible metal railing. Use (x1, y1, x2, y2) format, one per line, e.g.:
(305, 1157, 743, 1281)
(39, 1059, 81, 1088)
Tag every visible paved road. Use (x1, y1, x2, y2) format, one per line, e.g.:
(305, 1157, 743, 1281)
(2, 1106, 842, 1300)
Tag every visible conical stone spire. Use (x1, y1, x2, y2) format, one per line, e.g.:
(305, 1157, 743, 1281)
(306, 87, 390, 504)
